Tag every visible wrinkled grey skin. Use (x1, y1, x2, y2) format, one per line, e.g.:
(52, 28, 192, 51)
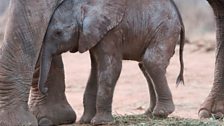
(0, 0, 76, 125)
(198, 0, 224, 119)
(39, 0, 185, 124)
(0, 0, 223, 125)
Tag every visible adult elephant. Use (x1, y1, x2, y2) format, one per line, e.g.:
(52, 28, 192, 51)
(0, 0, 222, 126)
(0, 0, 76, 125)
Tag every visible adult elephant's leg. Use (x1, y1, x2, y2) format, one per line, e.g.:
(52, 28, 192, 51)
(138, 63, 156, 117)
(199, 0, 224, 119)
(90, 40, 122, 125)
(0, 0, 60, 125)
(0, 53, 38, 125)
(29, 55, 76, 125)
(79, 52, 98, 124)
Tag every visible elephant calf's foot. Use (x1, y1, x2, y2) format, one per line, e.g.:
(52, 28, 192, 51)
(79, 113, 95, 124)
(0, 106, 38, 126)
(91, 112, 114, 125)
(30, 102, 76, 125)
(199, 94, 224, 119)
(152, 100, 175, 118)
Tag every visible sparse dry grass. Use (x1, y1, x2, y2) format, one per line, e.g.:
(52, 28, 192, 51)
(65, 115, 223, 126)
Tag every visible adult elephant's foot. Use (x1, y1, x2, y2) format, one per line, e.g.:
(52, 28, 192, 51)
(29, 79, 76, 125)
(0, 106, 38, 126)
(91, 112, 114, 125)
(30, 55, 76, 125)
(152, 100, 175, 118)
(199, 92, 224, 119)
(29, 100, 76, 125)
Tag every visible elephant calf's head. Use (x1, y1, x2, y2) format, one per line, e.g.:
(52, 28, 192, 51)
(39, 0, 126, 94)
(39, 0, 79, 94)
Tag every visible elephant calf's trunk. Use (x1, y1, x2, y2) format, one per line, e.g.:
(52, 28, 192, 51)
(38, 50, 53, 95)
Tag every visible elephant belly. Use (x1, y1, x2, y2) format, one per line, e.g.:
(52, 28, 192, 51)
(122, 40, 148, 61)
(121, 0, 181, 61)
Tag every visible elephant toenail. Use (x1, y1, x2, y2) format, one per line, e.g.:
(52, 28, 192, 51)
(198, 109, 210, 119)
(159, 110, 165, 115)
(39, 118, 53, 126)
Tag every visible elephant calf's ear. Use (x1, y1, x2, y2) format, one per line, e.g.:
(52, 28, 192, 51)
(78, 0, 126, 53)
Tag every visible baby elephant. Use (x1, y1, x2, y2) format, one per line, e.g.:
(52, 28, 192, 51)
(39, 0, 185, 125)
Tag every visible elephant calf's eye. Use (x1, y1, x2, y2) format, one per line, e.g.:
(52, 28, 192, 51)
(54, 30, 63, 37)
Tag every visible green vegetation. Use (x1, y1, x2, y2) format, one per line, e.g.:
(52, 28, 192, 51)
(113, 115, 223, 126)
(73, 115, 223, 126)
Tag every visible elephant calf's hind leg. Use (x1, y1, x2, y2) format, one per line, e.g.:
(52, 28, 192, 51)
(142, 47, 175, 118)
(138, 63, 156, 117)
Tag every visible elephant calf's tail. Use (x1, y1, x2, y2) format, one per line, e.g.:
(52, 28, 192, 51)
(171, 0, 185, 86)
(176, 25, 185, 87)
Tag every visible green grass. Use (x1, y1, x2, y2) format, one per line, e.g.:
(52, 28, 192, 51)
(73, 114, 223, 126)
(114, 115, 223, 126)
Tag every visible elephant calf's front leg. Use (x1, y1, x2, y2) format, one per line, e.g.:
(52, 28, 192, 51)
(29, 55, 76, 126)
(90, 45, 122, 125)
(79, 53, 98, 124)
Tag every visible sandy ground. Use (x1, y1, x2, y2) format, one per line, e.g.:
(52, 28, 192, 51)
(62, 42, 215, 120)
